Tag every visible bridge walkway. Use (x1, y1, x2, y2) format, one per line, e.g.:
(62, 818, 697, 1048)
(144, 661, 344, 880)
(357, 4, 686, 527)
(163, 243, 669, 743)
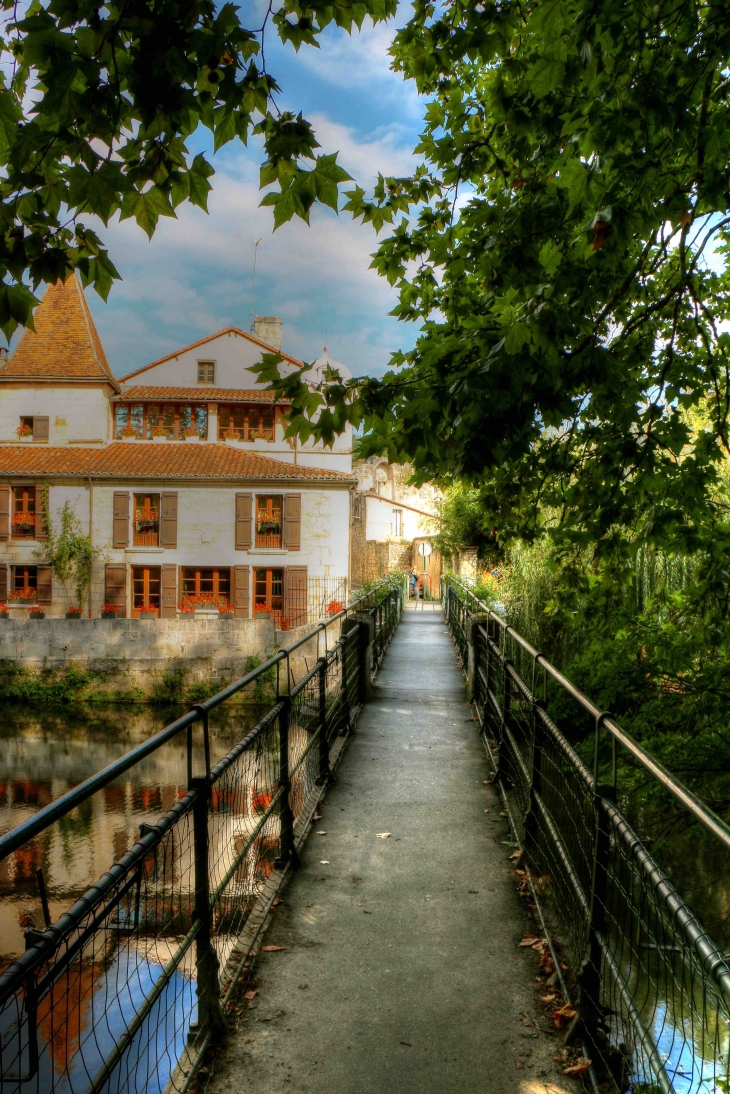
(213, 604, 572, 1094)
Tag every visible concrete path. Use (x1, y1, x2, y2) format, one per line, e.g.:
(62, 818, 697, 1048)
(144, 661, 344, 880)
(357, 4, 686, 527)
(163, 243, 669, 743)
(213, 606, 573, 1094)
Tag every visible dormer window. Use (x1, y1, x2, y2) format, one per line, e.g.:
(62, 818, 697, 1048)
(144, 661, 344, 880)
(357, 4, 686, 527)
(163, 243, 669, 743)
(197, 361, 215, 385)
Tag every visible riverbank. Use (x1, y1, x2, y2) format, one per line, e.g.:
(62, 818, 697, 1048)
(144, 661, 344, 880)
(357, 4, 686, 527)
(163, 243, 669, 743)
(0, 616, 321, 702)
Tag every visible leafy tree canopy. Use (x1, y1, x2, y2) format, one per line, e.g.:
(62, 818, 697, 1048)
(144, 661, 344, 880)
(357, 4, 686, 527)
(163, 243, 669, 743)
(257, 0, 730, 593)
(0, 0, 395, 337)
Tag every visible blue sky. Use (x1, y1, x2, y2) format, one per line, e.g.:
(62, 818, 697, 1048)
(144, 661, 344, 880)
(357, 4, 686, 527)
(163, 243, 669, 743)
(86, 17, 425, 380)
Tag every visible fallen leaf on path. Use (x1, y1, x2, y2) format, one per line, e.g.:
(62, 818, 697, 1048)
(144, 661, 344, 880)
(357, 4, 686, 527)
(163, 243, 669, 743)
(541, 993, 560, 1004)
(376, 833, 391, 839)
(552, 1003, 577, 1028)
(518, 935, 541, 947)
(244, 991, 257, 1000)
(261, 945, 284, 952)
(515, 1060, 525, 1070)
(317, 830, 327, 835)
(484, 809, 490, 813)
(320, 860, 329, 864)
(313, 813, 323, 820)
(564, 1057, 592, 1077)
(509, 849, 523, 862)
(272, 899, 282, 907)
(399, 1041, 412, 1046)
(483, 780, 493, 785)
(261, 1010, 284, 1022)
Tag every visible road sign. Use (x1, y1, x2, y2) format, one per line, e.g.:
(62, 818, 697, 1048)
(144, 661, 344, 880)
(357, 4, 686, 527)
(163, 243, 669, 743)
(418, 541, 433, 557)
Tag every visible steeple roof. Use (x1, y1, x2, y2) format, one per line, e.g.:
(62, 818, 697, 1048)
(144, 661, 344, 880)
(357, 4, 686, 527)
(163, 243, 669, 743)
(0, 275, 119, 389)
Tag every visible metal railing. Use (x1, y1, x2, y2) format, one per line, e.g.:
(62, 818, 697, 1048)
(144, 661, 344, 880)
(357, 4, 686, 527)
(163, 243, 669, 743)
(443, 574, 730, 1094)
(0, 579, 404, 1094)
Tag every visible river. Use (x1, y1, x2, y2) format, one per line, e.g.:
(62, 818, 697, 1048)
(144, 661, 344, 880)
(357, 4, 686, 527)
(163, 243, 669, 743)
(0, 701, 266, 966)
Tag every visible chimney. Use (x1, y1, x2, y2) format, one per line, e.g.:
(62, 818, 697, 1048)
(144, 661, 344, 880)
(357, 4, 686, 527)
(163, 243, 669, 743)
(254, 315, 282, 351)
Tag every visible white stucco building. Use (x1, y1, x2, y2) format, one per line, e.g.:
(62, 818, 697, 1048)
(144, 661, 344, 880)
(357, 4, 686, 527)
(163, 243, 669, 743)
(0, 277, 354, 623)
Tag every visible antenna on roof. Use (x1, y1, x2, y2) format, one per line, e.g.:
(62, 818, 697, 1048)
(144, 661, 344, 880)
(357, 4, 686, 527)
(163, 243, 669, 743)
(249, 238, 263, 333)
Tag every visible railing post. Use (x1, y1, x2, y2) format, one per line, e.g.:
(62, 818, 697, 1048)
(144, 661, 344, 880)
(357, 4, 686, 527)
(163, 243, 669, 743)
(524, 706, 543, 850)
(339, 632, 351, 736)
(316, 656, 330, 785)
(580, 784, 614, 1032)
(189, 775, 226, 1045)
(275, 696, 297, 867)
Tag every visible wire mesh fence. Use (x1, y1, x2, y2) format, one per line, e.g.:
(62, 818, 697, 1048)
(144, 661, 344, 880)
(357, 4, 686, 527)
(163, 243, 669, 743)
(443, 574, 730, 1094)
(0, 579, 404, 1094)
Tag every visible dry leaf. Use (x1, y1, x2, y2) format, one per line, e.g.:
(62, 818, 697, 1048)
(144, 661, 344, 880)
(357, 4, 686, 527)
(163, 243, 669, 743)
(552, 1003, 577, 1028)
(509, 849, 523, 862)
(261, 945, 284, 952)
(518, 935, 540, 947)
(376, 832, 391, 839)
(244, 990, 257, 1000)
(320, 860, 329, 864)
(317, 830, 327, 835)
(564, 1057, 592, 1077)
(541, 993, 560, 1004)
(313, 813, 323, 820)
(272, 898, 282, 907)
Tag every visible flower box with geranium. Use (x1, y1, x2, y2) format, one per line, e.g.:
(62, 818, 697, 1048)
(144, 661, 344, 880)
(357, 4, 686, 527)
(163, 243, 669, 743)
(66, 606, 82, 619)
(223, 428, 240, 442)
(183, 426, 202, 441)
(28, 604, 45, 619)
(138, 604, 158, 617)
(101, 603, 120, 618)
(0, 603, 8, 619)
(9, 588, 37, 602)
(218, 602, 234, 616)
(15, 423, 33, 439)
(119, 425, 139, 440)
(12, 512, 35, 528)
(254, 601, 272, 619)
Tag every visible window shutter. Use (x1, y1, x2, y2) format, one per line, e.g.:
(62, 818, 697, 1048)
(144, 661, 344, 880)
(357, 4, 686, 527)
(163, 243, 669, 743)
(32, 416, 49, 443)
(284, 566, 307, 626)
(0, 563, 7, 601)
(113, 492, 130, 548)
(37, 565, 52, 604)
(34, 485, 47, 540)
(105, 564, 127, 617)
(235, 492, 253, 550)
(233, 565, 250, 618)
(160, 492, 178, 548)
(282, 493, 301, 551)
(0, 486, 9, 541)
(161, 564, 177, 618)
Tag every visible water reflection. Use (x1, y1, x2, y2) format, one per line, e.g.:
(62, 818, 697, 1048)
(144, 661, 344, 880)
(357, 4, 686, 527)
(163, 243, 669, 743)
(0, 702, 267, 965)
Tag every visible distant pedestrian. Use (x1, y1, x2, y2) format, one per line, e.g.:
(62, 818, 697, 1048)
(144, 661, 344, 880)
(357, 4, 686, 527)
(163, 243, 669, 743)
(409, 569, 418, 598)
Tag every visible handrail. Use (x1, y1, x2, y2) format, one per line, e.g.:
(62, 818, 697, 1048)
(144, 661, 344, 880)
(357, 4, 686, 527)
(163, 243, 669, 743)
(444, 574, 730, 854)
(0, 578, 396, 863)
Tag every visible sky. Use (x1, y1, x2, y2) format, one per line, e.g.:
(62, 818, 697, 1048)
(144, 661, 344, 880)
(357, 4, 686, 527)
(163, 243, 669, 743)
(81, 17, 426, 381)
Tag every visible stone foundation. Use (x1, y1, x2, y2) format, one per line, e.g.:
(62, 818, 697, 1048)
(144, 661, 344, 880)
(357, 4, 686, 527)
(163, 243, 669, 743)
(0, 617, 327, 703)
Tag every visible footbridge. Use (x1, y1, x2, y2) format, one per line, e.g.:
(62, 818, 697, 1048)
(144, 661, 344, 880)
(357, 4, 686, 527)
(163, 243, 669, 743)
(1, 578, 729, 1094)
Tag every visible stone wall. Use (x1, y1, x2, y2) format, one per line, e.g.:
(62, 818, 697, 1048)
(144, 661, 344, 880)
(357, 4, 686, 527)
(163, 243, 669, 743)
(0, 616, 328, 702)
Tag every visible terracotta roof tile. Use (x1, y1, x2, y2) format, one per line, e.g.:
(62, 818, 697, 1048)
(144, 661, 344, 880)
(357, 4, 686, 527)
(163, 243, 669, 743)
(0, 443, 354, 483)
(1, 276, 119, 388)
(116, 386, 286, 404)
(119, 327, 303, 383)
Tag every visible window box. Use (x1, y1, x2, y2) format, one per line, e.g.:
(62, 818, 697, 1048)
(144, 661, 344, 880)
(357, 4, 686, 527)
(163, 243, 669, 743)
(151, 435, 167, 444)
(29, 610, 45, 620)
(65, 611, 82, 620)
(138, 612, 158, 620)
(254, 611, 271, 621)
(184, 434, 202, 443)
(15, 434, 33, 443)
(0, 611, 8, 619)
(101, 611, 119, 619)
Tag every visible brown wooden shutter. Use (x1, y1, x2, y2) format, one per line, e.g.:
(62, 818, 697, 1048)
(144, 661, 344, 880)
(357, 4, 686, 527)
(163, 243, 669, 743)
(0, 486, 10, 541)
(161, 564, 177, 618)
(235, 492, 253, 550)
(282, 493, 301, 551)
(0, 563, 7, 601)
(233, 565, 250, 618)
(105, 564, 127, 617)
(160, 492, 178, 548)
(32, 416, 49, 443)
(113, 492, 130, 548)
(34, 485, 47, 540)
(285, 566, 307, 626)
(36, 565, 52, 604)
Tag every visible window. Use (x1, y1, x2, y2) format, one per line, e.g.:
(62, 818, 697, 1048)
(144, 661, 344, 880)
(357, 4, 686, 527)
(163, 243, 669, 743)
(12, 565, 37, 594)
(197, 361, 215, 384)
(17, 416, 49, 442)
(254, 568, 284, 613)
(114, 403, 207, 439)
(352, 494, 364, 522)
(182, 567, 231, 605)
(134, 494, 160, 547)
(392, 509, 403, 537)
(12, 487, 36, 539)
(132, 566, 161, 615)
(218, 404, 275, 441)
(255, 495, 283, 548)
